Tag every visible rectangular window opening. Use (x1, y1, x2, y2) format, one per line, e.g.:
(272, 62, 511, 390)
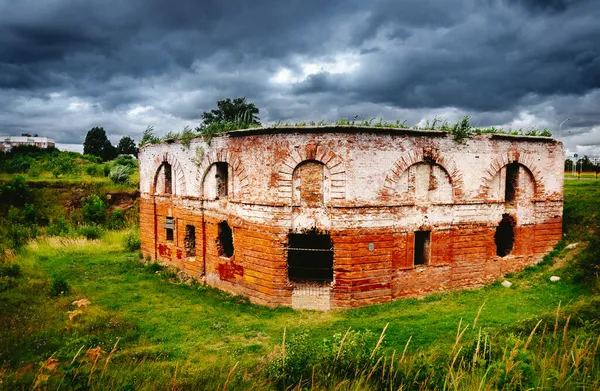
(414, 231, 431, 266)
(184, 225, 196, 257)
(287, 232, 333, 284)
(164, 216, 174, 241)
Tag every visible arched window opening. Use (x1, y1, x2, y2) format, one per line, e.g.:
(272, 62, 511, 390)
(203, 162, 230, 200)
(287, 230, 333, 283)
(293, 161, 327, 207)
(154, 162, 173, 194)
(495, 214, 515, 257)
(163, 163, 172, 194)
(504, 162, 519, 203)
(218, 221, 234, 258)
(215, 162, 228, 199)
(396, 162, 452, 203)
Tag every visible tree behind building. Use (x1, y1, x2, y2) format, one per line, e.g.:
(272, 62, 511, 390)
(83, 127, 117, 161)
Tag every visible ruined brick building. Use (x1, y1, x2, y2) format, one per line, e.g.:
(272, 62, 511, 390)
(139, 127, 564, 310)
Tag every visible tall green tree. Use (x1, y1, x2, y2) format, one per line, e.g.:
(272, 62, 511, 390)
(83, 127, 117, 161)
(201, 97, 261, 126)
(117, 136, 138, 155)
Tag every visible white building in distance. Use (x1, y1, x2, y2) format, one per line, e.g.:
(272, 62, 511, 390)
(0, 135, 56, 152)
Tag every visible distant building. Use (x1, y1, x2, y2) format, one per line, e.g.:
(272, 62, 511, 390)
(0, 135, 56, 151)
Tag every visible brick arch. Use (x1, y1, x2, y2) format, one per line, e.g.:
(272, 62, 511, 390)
(478, 152, 545, 200)
(276, 143, 346, 202)
(196, 148, 249, 196)
(150, 152, 187, 195)
(382, 148, 464, 200)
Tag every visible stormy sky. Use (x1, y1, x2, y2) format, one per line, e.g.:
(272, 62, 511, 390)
(1, 0, 599, 157)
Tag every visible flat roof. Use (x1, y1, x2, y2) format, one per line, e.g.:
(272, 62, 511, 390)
(151, 125, 559, 148)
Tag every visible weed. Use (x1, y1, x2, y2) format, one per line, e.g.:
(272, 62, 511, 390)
(81, 194, 106, 225)
(49, 274, 70, 296)
(77, 225, 103, 240)
(108, 165, 130, 184)
(106, 209, 126, 230)
(146, 261, 165, 273)
(0, 263, 22, 278)
(123, 229, 141, 252)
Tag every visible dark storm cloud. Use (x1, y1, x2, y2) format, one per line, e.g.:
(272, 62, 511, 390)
(0, 0, 599, 157)
(293, 0, 600, 114)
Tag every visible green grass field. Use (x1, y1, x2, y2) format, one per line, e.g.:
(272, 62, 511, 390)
(0, 180, 599, 390)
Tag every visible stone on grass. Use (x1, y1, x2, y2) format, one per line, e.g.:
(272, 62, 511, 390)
(501, 280, 512, 288)
(566, 243, 579, 249)
(550, 276, 560, 282)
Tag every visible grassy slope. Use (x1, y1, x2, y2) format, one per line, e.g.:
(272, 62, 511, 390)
(0, 180, 599, 389)
(0, 172, 139, 193)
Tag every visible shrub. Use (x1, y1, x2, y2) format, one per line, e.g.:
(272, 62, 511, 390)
(123, 229, 141, 251)
(81, 194, 106, 224)
(575, 236, 600, 286)
(106, 209, 126, 230)
(0, 175, 30, 206)
(147, 262, 164, 273)
(49, 154, 76, 178)
(6, 224, 31, 248)
(47, 217, 72, 236)
(50, 275, 70, 296)
(78, 224, 103, 240)
(266, 329, 381, 389)
(84, 164, 104, 177)
(451, 115, 471, 143)
(28, 166, 41, 177)
(115, 155, 137, 169)
(82, 154, 103, 164)
(0, 263, 22, 278)
(23, 203, 36, 224)
(103, 164, 111, 177)
(109, 165, 130, 184)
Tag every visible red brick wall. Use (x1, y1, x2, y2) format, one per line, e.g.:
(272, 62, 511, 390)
(141, 196, 562, 309)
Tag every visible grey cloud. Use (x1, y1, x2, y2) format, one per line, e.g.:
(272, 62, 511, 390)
(0, 0, 598, 158)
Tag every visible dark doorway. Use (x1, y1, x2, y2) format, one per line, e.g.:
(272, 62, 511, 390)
(495, 214, 515, 257)
(215, 163, 228, 199)
(505, 163, 519, 203)
(288, 231, 333, 283)
(185, 225, 196, 257)
(164, 163, 172, 194)
(414, 231, 431, 266)
(218, 221, 234, 257)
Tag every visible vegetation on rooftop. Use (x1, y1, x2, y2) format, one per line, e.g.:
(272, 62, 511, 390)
(139, 97, 553, 147)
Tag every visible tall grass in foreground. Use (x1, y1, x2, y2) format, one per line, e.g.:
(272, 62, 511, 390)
(6, 308, 598, 390)
(264, 311, 599, 390)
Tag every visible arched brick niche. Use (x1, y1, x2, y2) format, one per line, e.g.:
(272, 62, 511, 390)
(478, 152, 546, 201)
(382, 148, 464, 201)
(276, 143, 346, 204)
(150, 152, 187, 195)
(196, 149, 250, 199)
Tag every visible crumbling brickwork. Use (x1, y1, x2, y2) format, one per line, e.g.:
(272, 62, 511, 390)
(139, 127, 564, 310)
